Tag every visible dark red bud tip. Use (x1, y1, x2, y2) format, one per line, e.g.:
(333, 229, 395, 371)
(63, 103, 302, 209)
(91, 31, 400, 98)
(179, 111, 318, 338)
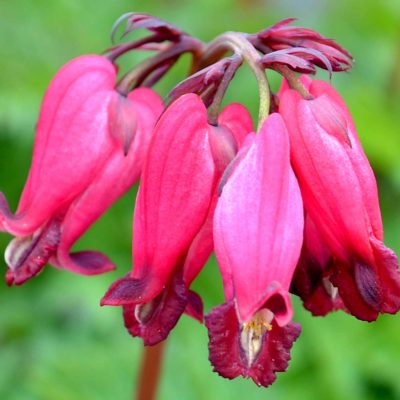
(100, 275, 148, 306)
(256, 18, 353, 73)
(205, 301, 301, 387)
(4, 218, 61, 286)
(123, 270, 188, 345)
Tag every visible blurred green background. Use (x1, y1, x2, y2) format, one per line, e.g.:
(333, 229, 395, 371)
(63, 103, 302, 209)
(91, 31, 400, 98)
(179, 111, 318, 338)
(1, 1, 400, 399)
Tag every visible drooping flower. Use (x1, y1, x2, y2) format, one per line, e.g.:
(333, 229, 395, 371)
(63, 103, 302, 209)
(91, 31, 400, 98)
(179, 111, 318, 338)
(279, 76, 400, 321)
(290, 214, 346, 316)
(0, 55, 163, 285)
(205, 113, 303, 387)
(101, 94, 253, 345)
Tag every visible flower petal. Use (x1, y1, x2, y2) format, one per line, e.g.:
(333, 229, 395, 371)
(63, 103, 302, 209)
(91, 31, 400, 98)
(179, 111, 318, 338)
(131, 94, 215, 300)
(205, 301, 301, 387)
(54, 88, 163, 275)
(214, 113, 303, 322)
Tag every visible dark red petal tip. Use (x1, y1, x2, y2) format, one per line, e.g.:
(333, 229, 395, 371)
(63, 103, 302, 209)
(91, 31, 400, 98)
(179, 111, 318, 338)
(331, 262, 379, 322)
(370, 237, 400, 314)
(184, 290, 204, 323)
(330, 239, 400, 322)
(205, 301, 301, 387)
(5, 218, 61, 286)
(66, 251, 116, 275)
(100, 275, 148, 306)
(291, 253, 346, 316)
(123, 270, 188, 345)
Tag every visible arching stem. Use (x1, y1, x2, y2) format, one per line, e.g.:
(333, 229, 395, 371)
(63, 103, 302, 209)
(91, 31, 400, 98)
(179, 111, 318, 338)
(199, 32, 271, 130)
(273, 64, 313, 99)
(207, 55, 243, 125)
(116, 36, 204, 96)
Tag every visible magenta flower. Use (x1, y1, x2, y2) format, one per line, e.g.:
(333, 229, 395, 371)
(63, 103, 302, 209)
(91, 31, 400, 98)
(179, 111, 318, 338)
(0, 55, 163, 285)
(101, 94, 253, 345)
(279, 76, 400, 321)
(205, 113, 303, 387)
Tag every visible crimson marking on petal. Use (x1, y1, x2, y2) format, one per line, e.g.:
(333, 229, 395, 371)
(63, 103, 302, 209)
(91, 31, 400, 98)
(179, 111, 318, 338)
(354, 262, 382, 310)
(122, 270, 188, 345)
(5, 218, 61, 286)
(331, 262, 379, 321)
(370, 237, 400, 314)
(108, 94, 138, 155)
(205, 301, 301, 387)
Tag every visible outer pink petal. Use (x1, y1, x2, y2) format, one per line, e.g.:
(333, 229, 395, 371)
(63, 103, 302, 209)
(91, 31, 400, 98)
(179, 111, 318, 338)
(308, 80, 383, 240)
(214, 113, 304, 324)
(1, 55, 117, 236)
(54, 88, 163, 274)
(131, 94, 215, 301)
(280, 89, 374, 263)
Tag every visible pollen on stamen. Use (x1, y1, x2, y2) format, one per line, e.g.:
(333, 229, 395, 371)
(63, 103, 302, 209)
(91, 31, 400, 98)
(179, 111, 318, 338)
(239, 308, 274, 367)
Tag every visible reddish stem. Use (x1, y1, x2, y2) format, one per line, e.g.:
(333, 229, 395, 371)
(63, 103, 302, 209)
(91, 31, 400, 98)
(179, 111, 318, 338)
(136, 342, 166, 400)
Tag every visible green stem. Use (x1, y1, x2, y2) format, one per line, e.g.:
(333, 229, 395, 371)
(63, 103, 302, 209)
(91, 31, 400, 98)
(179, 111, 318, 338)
(273, 64, 313, 99)
(199, 32, 270, 130)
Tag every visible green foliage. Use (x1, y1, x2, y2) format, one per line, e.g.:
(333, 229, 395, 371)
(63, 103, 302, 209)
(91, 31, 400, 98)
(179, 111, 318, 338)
(0, 0, 399, 399)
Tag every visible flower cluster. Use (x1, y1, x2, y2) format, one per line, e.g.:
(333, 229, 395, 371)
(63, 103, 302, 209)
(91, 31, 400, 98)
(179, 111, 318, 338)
(1, 13, 399, 388)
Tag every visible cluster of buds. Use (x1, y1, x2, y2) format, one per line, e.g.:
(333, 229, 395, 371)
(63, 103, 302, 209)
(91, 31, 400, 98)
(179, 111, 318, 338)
(1, 13, 399, 388)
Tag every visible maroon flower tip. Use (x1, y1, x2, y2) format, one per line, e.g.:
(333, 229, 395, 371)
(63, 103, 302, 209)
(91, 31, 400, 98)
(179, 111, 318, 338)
(260, 47, 334, 76)
(123, 270, 188, 345)
(205, 301, 301, 387)
(100, 275, 148, 306)
(168, 58, 233, 105)
(256, 19, 353, 73)
(5, 218, 61, 286)
(185, 290, 204, 323)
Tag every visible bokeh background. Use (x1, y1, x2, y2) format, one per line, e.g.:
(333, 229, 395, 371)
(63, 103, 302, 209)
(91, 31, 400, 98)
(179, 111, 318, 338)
(1, 1, 400, 399)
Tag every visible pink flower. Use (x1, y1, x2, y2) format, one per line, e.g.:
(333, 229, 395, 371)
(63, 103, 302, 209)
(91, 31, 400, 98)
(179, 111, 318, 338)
(0, 55, 163, 285)
(101, 94, 253, 345)
(291, 214, 346, 316)
(279, 76, 400, 321)
(205, 113, 303, 387)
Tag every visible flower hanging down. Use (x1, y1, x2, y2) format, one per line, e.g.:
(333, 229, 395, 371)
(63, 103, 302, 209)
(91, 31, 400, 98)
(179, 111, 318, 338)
(0, 55, 163, 285)
(205, 113, 304, 387)
(2, 11, 398, 392)
(279, 76, 400, 321)
(101, 93, 253, 345)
